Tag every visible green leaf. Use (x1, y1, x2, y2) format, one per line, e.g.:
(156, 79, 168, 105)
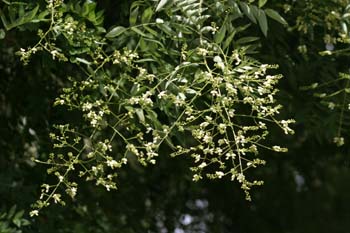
(265, 9, 288, 25)
(0, 29, 5, 39)
(341, 21, 348, 34)
(0, 9, 10, 30)
(157, 23, 175, 36)
(22, 4, 39, 22)
(223, 31, 236, 50)
(214, 24, 226, 44)
(129, 7, 138, 26)
(250, 5, 259, 19)
(173, 23, 193, 34)
(259, 0, 268, 8)
(21, 219, 31, 226)
(96, 26, 106, 34)
(144, 25, 158, 37)
(257, 9, 268, 36)
(75, 57, 91, 65)
(0, 212, 6, 219)
(106, 26, 127, 38)
(87, 11, 96, 23)
(156, 0, 171, 12)
(131, 27, 148, 37)
(235, 36, 260, 44)
(143, 37, 165, 48)
(135, 108, 145, 123)
(142, 7, 153, 23)
(32, 10, 50, 23)
(239, 2, 256, 24)
(13, 210, 24, 220)
(165, 136, 175, 149)
(146, 110, 162, 130)
(134, 58, 157, 63)
(236, 23, 251, 33)
(82, 2, 96, 17)
(18, 5, 25, 17)
(130, 83, 140, 95)
(343, 13, 350, 19)
(13, 210, 24, 227)
(186, 88, 197, 95)
(7, 205, 16, 219)
(69, 47, 90, 55)
(13, 218, 22, 227)
(1, 5, 39, 30)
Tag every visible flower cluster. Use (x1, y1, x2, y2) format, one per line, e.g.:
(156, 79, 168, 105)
(29, 0, 295, 215)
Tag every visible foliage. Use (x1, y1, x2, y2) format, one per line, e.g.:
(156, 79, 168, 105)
(278, 0, 350, 144)
(0, 206, 30, 233)
(3, 0, 295, 214)
(1, 0, 350, 232)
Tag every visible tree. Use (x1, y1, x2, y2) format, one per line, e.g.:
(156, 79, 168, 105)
(1, 0, 349, 232)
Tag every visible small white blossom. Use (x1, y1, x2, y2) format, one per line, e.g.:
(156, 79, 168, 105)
(156, 18, 164, 24)
(30, 210, 39, 217)
(53, 194, 61, 203)
(215, 171, 225, 178)
(107, 159, 121, 169)
(158, 91, 167, 99)
(198, 162, 207, 169)
(272, 146, 288, 152)
(192, 174, 202, 181)
(333, 137, 344, 147)
(67, 187, 77, 198)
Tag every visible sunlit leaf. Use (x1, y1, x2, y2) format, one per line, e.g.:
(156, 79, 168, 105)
(265, 9, 288, 25)
(106, 26, 127, 38)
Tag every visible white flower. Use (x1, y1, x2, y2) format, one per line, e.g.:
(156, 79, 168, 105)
(90, 119, 97, 127)
(43, 184, 50, 193)
(67, 187, 77, 198)
(82, 103, 93, 111)
(215, 171, 225, 178)
(218, 123, 226, 134)
(213, 56, 225, 70)
(156, 18, 164, 24)
(107, 159, 120, 169)
(203, 133, 212, 143)
(333, 137, 344, 147)
(53, 194, 61, 203)
(30, 210, 39, 217)
(158, 91, 167, 99)
(213, 56, 222, 63)
(200, 122, 209, 128)
(225, 152, 236, 160)
(198, 162, 207, 169)
(51, 50, 59, 59)
(272, 146, 288, 152)
(328, 102, 335, 110)
(197, 48, 208, 56)
(192, 174, 202, 181)
(121, 158, 128, 164)
(237, 173, 245, 183)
